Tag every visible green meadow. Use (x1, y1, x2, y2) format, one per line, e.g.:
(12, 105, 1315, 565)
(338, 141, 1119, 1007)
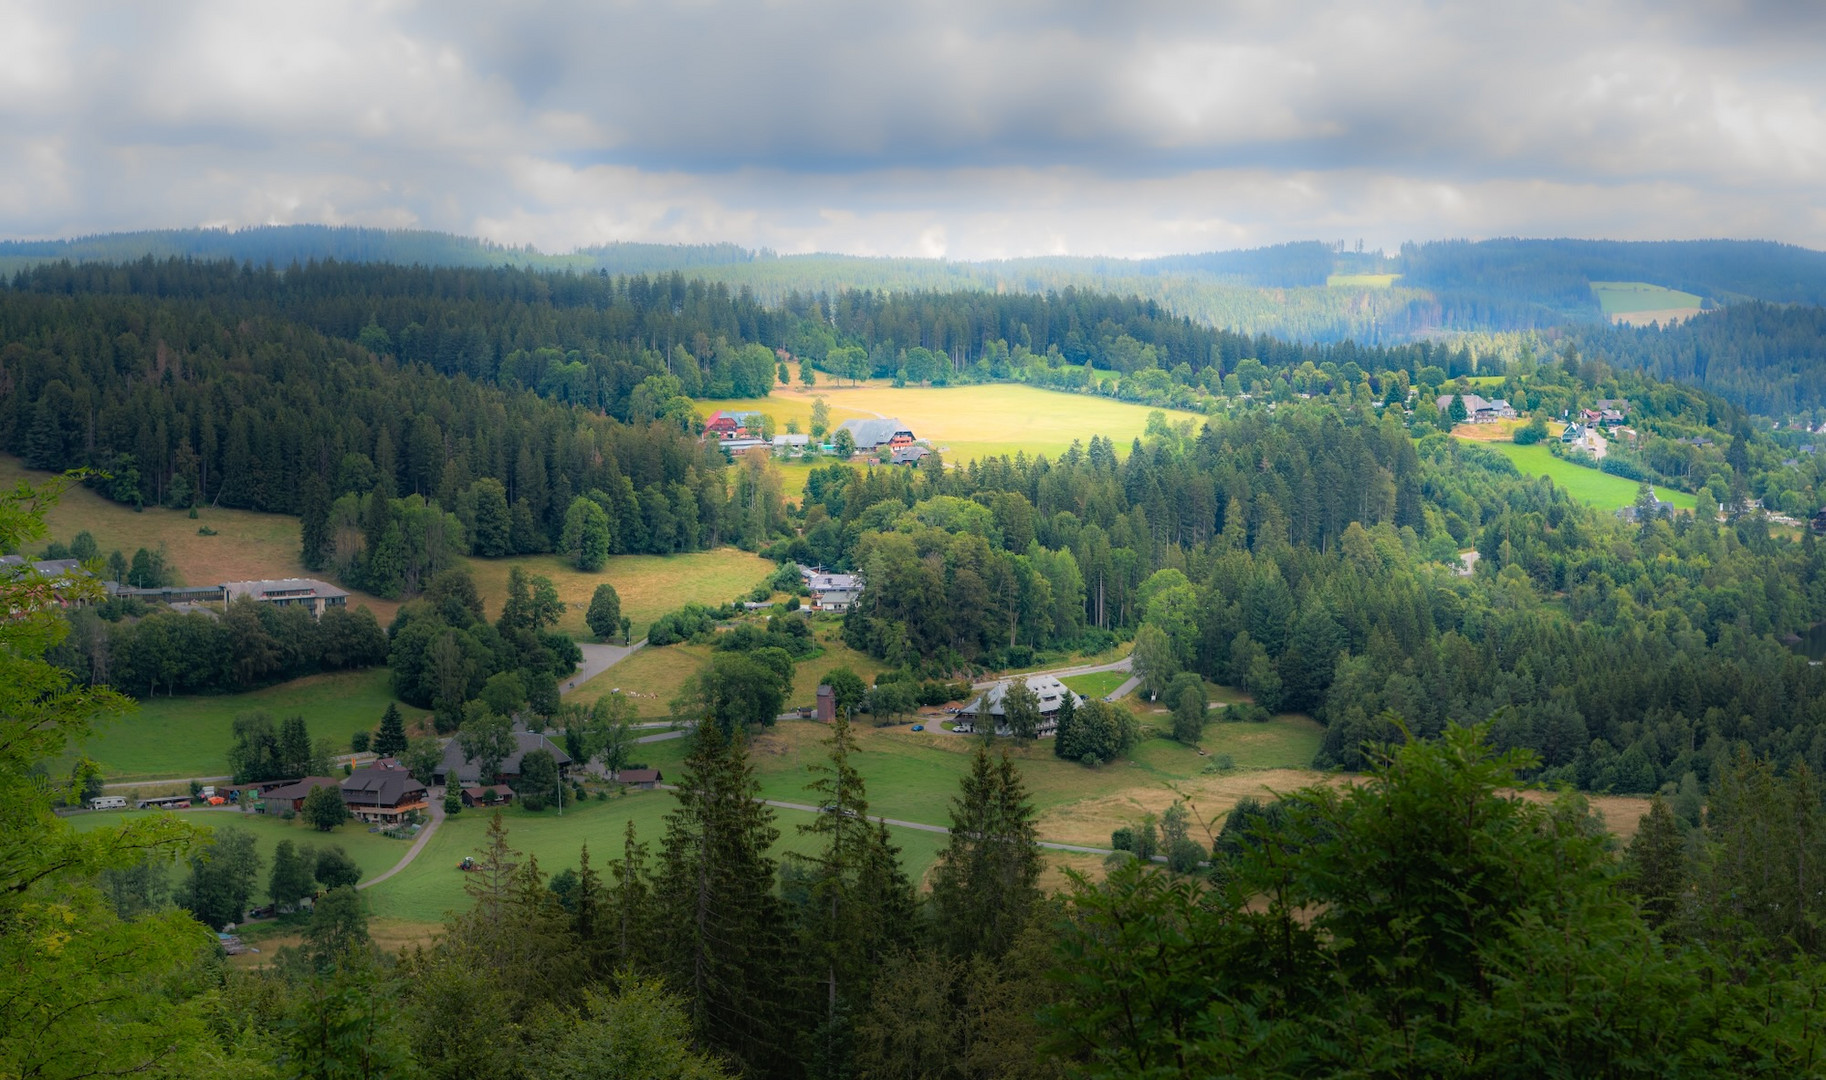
(82, 668, 412, 783)
(1482, 441, 1698, 512)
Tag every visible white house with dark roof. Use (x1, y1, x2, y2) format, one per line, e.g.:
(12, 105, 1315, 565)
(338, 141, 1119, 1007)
(432, 727, 573, 787)
(953, 675, 1083, 736)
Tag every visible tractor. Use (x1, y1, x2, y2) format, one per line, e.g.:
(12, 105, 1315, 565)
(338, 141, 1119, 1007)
(457, 856, 478, 872)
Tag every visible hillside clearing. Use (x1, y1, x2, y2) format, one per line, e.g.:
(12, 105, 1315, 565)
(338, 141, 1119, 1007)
(466, 548, 773, 642)
(1479, 441, 1697, 512)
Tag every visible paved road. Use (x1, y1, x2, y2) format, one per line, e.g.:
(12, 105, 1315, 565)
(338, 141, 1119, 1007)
(358, 790, 447, 891)
(565, 639, 647, 695)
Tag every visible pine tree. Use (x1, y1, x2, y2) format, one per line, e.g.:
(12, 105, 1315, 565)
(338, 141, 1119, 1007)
(655, 723, 787, 1075)
(268, 839, 317, 910)
(374, 702, 408, 759)
(931, 742, 1043, 958)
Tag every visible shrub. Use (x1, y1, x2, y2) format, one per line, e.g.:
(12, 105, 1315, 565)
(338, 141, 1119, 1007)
(350, 730, 371, 754)
(443, 791, 462, 815)
(647, 603, 721, 646)
(1167, 837, 1207, 874)
(1110, 826, 1136, 851)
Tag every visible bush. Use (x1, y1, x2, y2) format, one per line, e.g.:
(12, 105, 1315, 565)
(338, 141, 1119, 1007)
(647, 603, 722, 646)
(1226, 702, 1272, 724)
(1110, 826, 1136, 851)
(1167, 838, 1207, 874)
(443, 791, 462, 815)
(1201, 753, 1237, 774)
(350, 730, 371, 754)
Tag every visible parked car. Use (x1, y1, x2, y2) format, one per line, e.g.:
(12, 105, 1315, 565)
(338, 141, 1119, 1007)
(911, 724, 924, 732)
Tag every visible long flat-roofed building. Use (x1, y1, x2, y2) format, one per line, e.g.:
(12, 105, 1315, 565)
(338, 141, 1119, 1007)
(221, 578, 349, 618)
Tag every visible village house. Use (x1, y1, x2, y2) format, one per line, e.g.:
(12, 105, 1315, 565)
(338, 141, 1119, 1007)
(837, 417, 917, 449)
(806, 571, 862, 612)
(460, 784, 516, 807)
(890, 444, 931, 466)
(772, 433, 811, 457)
(704, 409, 763, 440)
(340, 759, 429, 824)
(953, 675, 1083, 736)
(1434, 393, 1517, 423)
(432, 727, 573, 787)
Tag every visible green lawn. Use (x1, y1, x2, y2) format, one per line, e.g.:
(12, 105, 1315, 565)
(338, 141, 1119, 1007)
(1590, 281, 1703, 315)
(81, 668, 414, 782)
(1194, 715, 1326, 770)
(360, 785, 951, 922)
(467, 548, 773, 642)
(1481, 441, 1697, 512)
(1061, 671, 1127, 699)
(69, 807, 410, 906)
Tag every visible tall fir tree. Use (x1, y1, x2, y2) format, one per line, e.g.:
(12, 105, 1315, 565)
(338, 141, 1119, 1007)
(930, 742, 1044, 958)
(299, 473, 332, 572)
(374, 702, 409, 759)
(655, 723, 789, 1076)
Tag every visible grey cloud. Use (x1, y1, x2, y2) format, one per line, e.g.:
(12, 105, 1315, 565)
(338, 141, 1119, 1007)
(0, 0, 1821, 255)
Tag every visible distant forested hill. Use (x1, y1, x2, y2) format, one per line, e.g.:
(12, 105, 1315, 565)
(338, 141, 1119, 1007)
(10, 228, 1826, 343)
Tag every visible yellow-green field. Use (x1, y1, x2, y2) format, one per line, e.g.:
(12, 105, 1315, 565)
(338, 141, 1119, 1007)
(699, 382, 1206, 471)
(466, 548, 773, 642)
(1327, 273, 1401, 288)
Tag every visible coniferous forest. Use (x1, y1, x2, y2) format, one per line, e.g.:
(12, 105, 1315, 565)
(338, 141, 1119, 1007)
(10, 257, 1826, 1077)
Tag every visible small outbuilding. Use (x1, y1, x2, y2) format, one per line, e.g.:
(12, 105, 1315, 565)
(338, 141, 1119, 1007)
(617, 768, 664, 790)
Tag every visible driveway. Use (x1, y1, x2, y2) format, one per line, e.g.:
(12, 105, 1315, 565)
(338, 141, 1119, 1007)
(358, 790, 446, 891)
(565, 639, 647, 695)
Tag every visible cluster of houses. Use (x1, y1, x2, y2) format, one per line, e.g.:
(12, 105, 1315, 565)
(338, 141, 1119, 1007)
(175, 722, 665, 821)
(702, 410, 931, 465)
(1435, 393, 1518, 424)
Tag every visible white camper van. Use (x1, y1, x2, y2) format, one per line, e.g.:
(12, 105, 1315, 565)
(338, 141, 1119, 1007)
(88, 795, 128, 811)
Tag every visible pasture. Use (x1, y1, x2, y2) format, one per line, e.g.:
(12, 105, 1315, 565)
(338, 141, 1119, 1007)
(0, 455, 400, 623)
(1590, 281, 1704, 327)
(81, 667, 413, 783)
(1326, 273, 1401, 288)
(1479, 441, 1698, 512)
(466, 548, 774, 643)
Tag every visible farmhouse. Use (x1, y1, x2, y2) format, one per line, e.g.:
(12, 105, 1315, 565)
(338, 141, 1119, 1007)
(890, 445, 931, 466)
(705, 410, 763, 438)
(222, 578, 348, 619)
(953, 675, 1083, 736)
(432, 727, 573, 787)
(259, 777, 342, 813)
(1434, 394, 1517, 423)
(0, 555, 85, 579)
(1619, 488, 1678, 523)
(772, 433, 811, 456)
(340, 760, 429, 823)
(838, 418, 916, 449)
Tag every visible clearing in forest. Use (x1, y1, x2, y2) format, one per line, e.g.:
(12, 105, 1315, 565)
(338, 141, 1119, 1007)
(1480, 441, 1697, 513)
(1590, 281, 1704, 326)
(700, 382, 1207, 467)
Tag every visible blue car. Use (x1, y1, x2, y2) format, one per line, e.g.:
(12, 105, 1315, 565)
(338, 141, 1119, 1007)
(911, 724, 925, 732)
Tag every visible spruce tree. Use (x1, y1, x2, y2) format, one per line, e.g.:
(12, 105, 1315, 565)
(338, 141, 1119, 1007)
(655, 723, 787, 1074)
(1627, 795, 1687, 928)
(930, 742, 1043, 958)
(799, 716, 916, 1035)
(373, 702, 408, 759)
(299, 473, 332, 572)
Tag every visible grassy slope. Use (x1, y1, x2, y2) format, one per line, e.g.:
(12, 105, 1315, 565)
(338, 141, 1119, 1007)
(467, 548, 774, 643)
(1481, 441, 1697, 512)
(85, 668, 416, 782)
(70, 807, 409, 905)
(1327, 273, 1400, 288)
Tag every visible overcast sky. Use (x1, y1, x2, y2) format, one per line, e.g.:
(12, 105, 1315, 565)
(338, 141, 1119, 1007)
(2, 0, 1823, 259)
